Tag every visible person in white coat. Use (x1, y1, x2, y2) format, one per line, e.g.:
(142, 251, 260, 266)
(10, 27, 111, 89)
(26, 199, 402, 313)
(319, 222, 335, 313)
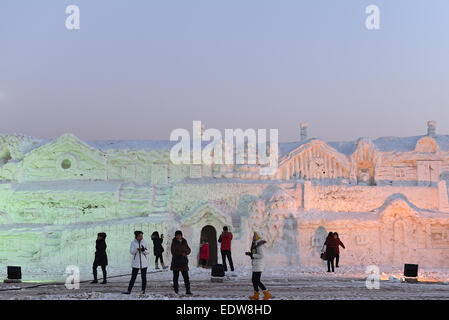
(245, 232, 272, 300)
(122, 231, 150, 294)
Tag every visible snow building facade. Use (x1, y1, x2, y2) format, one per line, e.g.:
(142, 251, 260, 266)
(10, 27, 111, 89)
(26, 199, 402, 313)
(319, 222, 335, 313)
(0, 121, 449, 269)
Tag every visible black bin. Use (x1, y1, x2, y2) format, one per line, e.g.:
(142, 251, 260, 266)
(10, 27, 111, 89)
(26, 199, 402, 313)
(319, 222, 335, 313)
(404, 264, 418, 277)
(7, 266, 22, 280)
(211, 264, 225, 277)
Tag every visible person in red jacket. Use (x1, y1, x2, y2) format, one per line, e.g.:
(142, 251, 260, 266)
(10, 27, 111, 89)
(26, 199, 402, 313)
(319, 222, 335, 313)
(199, 239, 210, 268)
(218, 226, 234, 272)
(324, 232, 337, 272)
(333, 232, 345, 268)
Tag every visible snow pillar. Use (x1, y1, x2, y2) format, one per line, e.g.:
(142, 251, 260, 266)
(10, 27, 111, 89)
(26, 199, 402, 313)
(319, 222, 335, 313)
(427, 120, 436, 138)
(304, 180, 312, 211)
(438, 180, 449, 212)
(300, 123, 308, 142)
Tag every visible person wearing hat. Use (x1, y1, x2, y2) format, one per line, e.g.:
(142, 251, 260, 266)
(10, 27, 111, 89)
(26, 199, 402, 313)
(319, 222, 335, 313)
(91, 232, 108, 284)
(245, 231, 272, 300)
(170, 230, 192, 295)
(122, 231, 150, 294)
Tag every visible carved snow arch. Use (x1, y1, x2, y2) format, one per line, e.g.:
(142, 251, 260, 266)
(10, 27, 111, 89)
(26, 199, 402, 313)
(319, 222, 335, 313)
(351, 138, 379, 185)
(277, 139, 350, 180)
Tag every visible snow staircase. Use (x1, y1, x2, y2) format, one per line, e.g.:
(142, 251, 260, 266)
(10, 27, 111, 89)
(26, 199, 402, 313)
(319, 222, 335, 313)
(118, 182, 151, 210)
(151, 185, 171, 213)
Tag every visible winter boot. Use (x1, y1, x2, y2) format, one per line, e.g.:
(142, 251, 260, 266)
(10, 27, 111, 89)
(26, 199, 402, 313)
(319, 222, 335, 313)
(249, 291, 260, 300)
(162, 262, 168, 269)
(262, 290, 272, 300)
(101, 270, 107, 284)
(91, 268, 98, 283)
(155, 262, 160, 270)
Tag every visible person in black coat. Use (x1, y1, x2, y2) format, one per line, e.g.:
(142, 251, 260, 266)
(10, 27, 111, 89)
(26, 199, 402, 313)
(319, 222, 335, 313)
(91, 232, 108, 284)
(151, 231, 167, 269)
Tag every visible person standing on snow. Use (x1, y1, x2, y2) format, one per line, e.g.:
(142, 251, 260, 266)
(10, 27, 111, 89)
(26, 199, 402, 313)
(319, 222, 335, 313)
(170, 230, 192, 295)
(245, 232, 272, 300)
(122, 231, 150, 294)
(199, 238, 210, 268)
(91, 232, 108, 284)
(218, 226, 234, 272)
(151, 231, 167, 269)
(324, 232, 337, 272)
(333, 232, 345, 268)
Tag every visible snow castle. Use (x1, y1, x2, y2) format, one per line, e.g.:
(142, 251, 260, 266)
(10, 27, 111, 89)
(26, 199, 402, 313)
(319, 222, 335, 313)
(1, 121, 449, 270)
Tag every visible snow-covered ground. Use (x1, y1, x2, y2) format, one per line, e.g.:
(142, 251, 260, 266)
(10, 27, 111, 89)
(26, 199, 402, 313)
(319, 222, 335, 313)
(1, 265, 449, 300)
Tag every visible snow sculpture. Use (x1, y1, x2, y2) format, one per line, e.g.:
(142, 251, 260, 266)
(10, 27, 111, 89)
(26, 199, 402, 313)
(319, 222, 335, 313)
(0, 121, 448, 274)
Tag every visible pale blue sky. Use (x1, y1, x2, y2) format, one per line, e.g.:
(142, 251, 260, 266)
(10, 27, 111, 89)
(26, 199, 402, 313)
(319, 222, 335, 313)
(0, 0, 448, 142)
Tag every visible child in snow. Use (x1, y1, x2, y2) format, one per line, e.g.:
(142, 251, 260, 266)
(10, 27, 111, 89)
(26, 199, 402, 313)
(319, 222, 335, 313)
(151, 231, 167, 269)
(199, 238, 210, 268)
(333, 232, 345, 268)
(170, 230, 192, 295)
(91, 232, 108, 284)
(122, 231, 150, 295)
(245, 232, 272, 300)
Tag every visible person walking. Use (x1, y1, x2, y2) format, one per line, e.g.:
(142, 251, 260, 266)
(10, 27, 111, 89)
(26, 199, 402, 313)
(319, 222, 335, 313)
(334, 232, 345, 268)
(91, 232, 108, 284)
(324, 232, 337, 272)
(151, 231, 167, 269)
(245, 232, 272, 300)
(199, 238, 210, 268)
(122, 231, 150, 294)
(170, 230, 192, 295)
(218, 226, 234, 272)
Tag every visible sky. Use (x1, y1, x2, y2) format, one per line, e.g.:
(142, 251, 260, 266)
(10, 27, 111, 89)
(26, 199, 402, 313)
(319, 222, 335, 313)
(0, 0, 448, 142)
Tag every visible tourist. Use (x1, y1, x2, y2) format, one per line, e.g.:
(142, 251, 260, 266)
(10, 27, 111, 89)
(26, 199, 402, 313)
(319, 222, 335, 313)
(170, 230, 192, 295)
(245, 231, 272, 300)
(151, 231, 167, 269)
(199, 238, 210, 268)
(324, 232, 337, 272)
(218, 226, 234, 272)
(122, 231, 149, 294)
(91, 232, 108, 284)
(333, 232, 345, 268)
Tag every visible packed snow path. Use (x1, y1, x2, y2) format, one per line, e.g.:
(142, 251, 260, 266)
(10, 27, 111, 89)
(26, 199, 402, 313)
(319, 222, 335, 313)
(0, 266, 449, 300)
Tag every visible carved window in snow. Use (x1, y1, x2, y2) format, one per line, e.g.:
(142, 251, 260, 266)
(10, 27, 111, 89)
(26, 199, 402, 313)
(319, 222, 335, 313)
(61, 159, 71, 169)
(394, 167, 406, 178)
(121, 165, 136, 180)
(23, 209, 38, 221)
(355, 235, 368, 245)
(151, 164, 168, 184)
(190, 165, 202, 179)
(430, 225, 449, 248)
(57, 153, 78, 173)
(202, 165, 212, 177)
